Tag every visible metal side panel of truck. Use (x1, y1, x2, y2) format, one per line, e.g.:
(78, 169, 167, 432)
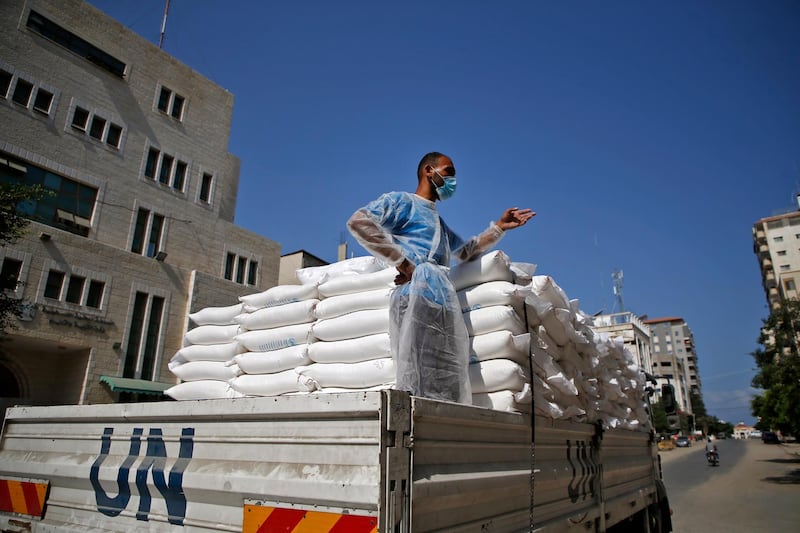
(0, 390, 669, 532)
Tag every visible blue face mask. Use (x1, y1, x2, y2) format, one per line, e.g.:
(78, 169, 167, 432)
(432, 168, 457, 201)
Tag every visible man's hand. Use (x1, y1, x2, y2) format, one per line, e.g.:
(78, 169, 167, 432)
(496, 207, 535, 231)
(395, 258, 415, 285)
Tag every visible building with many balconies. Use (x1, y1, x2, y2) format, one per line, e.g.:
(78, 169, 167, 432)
(752, 198, 800, 310)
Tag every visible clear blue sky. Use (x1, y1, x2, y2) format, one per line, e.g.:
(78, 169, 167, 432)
(88, 0, 800, 426)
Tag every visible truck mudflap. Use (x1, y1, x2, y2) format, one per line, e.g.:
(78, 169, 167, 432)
(242, 502, 378, 532)
(0, 476, 49, 518)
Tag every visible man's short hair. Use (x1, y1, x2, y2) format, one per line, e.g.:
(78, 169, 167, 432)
(417, 152, 446, 179)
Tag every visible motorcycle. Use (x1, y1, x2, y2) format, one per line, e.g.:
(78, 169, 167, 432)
(706, 450, 719, 466)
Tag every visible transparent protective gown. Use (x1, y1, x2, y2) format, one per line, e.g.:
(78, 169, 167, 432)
(347, 191, 504, 403)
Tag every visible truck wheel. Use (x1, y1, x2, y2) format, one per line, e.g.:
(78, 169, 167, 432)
(647, 502, 668, 533)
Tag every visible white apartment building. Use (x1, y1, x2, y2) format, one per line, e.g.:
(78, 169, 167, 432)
(591, 311, 654, 373)
(0, 0, 281, 411)
(753, 200, 800, 310)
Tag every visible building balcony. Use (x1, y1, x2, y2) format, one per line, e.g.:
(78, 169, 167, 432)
(755, 229, 766, 240)
(763, 257, 773, 269)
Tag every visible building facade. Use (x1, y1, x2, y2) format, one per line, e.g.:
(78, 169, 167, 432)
(644, 317, 700, 415)
(752, 202, 800, 310)
(0, 0, 281, 411)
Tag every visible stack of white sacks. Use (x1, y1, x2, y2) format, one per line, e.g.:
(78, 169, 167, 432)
(167, 251, 650, 431)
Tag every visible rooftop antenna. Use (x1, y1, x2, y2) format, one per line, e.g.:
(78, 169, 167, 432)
(612, 269, 624, 313)
(158, 0, 171, 49)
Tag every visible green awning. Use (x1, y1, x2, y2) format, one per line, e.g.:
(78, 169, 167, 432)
(99, 375, 174, 396)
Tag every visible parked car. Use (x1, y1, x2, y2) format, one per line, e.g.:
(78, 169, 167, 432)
(762, 431, 780, 444)
(676, 436, 692, 447)
(749, 430, 762, 439)
(716, 432, 727, 440)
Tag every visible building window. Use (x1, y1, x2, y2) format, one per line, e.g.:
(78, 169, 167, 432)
(775, 236, 784, 242)
(32, 88, 54, 115)
(124, 292, 165, 380)
(42, 268, 106, 308)
(44, 270, 65, 299)
(11, 78, 33, 107)
(777, 250, 787, 256)
(0, 152, 96, 237)
(1, 257, 23, 291)
(27, 11, 126, 78)
(143, 146, 188, 191)
(0, 68, 11, 98)
(780, 264, 790, 271)
(199, 172, 213, 203)
(223, 252, 258, 286)
(70, 105, 124, 149)
(785, 279, 796, 292)
(131, 207, 166, 258)
(155, 85, 185, 120)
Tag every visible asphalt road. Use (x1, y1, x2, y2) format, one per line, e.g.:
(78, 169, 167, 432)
(660, 438, 800, 532)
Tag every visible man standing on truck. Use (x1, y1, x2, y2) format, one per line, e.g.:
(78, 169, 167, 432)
(347, 152, 534, 403)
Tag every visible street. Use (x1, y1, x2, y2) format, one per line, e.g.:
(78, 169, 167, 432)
(660, 438, 800, 532)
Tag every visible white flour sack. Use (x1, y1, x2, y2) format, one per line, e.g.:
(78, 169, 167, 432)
(233, 344, 311, 374)
(449, 250, 513, 291)
(235, 323, 314, 352)
(463, 305, 526, 337)
(314, 288, 392, 320)
(317, 267, 396, 298)
(172, 341, 243, 362)
(296, 358, 395, 390)
(296, 256, 383, 285)
(311, 308, 390, 342)
(165, 380, 243, 401)
(468, 359, 530, 394)
(239, 283, 319, 310)
(234, 299, 318, 330)
(168, 360, 242, 381)
(457, 281, 523, 313)
(307, 333, 391, 363)
(188, 303, 243, 326)
(469, 331, 530, 366)
(184, 324, 241, 346)
(229, 369, 309, 396)
(530, 275, 570, 310)
(472, 384, 532, 413)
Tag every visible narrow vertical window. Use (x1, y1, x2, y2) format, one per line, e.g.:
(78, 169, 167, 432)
(65, 275, 85, 304)
(44, 270, 65, 299)
(144, 148, 159, 179)
(124, 292, 148, 378)
(247, 260, 258, 286)
(171, 94, 184, 119)
(146, 214, 165, 257)
(224, 252, 235, 280)
(12, 79, 33, 106)
(199, 172, 213, 203)
(0, 69, 12, 98)
(236, 256, 247, 284)
(173, 160, 187, 191)
(140, 296, 165, 380)
(131, 207, 149, 254)
(157, 87, 170, 113)
(158, 154, 173, 184)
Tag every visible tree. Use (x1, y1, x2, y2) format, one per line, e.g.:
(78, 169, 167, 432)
(750, 299, 800, 437)
(0, 182, 47, 334)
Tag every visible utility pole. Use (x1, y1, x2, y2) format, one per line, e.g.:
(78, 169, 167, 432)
(158, 0, 171, 49)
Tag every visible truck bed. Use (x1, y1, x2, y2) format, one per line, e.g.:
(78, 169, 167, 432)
(0, 390, 660, 532)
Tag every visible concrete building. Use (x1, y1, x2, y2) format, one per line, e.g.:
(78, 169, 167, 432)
(752, 199, 800, 310)
(0, 0, 281, 411)
(279, 250, 329, 286)
(592, 311, 654, 374)
(643, 317, 700, 415)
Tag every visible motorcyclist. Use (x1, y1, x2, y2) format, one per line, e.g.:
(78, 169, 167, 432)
(705, 436, 719, 462)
